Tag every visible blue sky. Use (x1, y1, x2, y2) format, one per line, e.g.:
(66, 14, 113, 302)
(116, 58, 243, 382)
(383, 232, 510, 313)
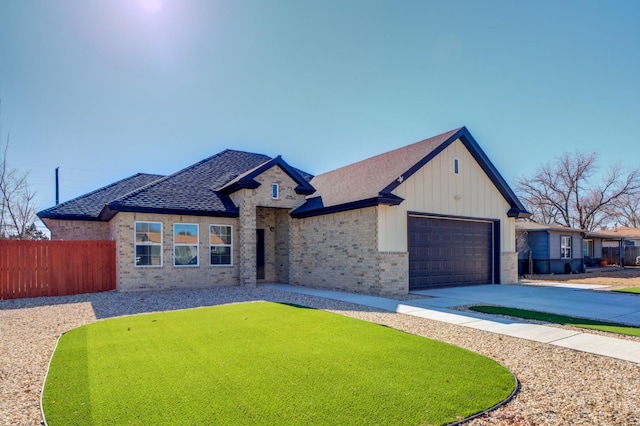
(1, 0, 639, 229)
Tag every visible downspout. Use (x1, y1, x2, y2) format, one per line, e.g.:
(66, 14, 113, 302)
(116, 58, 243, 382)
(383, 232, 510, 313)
(580, 232, 587, 273)
(546, 230, 551, 274)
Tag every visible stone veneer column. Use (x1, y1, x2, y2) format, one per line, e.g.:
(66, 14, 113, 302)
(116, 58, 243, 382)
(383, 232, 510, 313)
(500, 252, 518, 284)
(236, 191, 257, 286)
(288, 215, 300, 285)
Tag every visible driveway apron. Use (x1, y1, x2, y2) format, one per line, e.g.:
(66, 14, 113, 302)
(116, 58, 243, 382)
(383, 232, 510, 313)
(264, 283, 640, 364)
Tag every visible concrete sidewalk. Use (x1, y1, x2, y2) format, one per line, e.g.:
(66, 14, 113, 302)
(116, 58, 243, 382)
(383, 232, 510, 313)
(263, 283, 640, 364)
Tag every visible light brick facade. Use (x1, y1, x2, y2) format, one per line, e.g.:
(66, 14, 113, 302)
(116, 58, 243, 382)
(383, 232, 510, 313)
(111, 212, 239, 291)
(44, 157, 521, 295)
(500, 252, 519, 285)
(228, 165, 309, 287)
(43, 219, 110, 240)
(289, 207, 409, 296)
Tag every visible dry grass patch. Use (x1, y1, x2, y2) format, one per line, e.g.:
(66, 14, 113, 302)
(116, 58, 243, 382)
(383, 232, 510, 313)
(524, 267, 640, 289)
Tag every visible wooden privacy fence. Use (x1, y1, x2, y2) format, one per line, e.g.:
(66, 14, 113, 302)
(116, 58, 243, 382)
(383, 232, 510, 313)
(0, 240, 116, 300)
(602, 246, 640, 267)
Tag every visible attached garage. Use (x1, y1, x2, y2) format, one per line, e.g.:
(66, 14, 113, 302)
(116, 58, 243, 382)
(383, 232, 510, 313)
(289, 126, 529, 295)
(408, 215, 495, 289)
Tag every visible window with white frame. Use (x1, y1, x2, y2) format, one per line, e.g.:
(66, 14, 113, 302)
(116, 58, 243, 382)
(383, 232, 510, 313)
(271, 183, 279, 200)
(174, 223, 199, 266)
(561, 235, 572, 259)
(135, 221, 162, 266)
(453, 158, 460, 175)
(210, 225, 232, 265)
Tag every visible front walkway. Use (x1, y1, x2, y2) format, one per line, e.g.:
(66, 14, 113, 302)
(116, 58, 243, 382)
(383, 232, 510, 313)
(262, 283, 640, 364)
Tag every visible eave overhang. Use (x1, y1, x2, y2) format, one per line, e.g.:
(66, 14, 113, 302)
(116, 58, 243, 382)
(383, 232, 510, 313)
(507, 208, 532, 219)
(37, 211, 103, 222)
(101, 204, 239, 221)
(291, 192, 404, 218)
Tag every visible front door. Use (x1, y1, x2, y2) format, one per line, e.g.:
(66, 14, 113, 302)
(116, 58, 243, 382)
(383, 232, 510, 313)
(256, 229, 265, 280)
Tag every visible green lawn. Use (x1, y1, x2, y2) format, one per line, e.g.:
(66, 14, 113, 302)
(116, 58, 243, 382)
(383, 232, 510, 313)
(614, 287, 640, 294)
(470, 306, 640, 337)
(43, 302, 515, 426)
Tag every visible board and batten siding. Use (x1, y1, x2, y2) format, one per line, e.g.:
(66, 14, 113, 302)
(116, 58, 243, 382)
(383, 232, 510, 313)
(378, 139, 515, 254)
(525, 232, 550, 259)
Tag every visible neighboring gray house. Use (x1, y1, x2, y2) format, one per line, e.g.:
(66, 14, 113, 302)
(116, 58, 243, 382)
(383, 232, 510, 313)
(516, 221, 584, 274)
(38, 127, 529, 295)
(516, 221, 625, 274)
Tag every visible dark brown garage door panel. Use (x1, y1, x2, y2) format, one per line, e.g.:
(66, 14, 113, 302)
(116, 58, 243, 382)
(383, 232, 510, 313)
(408, 216, 493, 289)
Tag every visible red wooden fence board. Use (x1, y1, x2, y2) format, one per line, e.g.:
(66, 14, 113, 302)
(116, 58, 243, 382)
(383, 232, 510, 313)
(0, 240, 116, 300)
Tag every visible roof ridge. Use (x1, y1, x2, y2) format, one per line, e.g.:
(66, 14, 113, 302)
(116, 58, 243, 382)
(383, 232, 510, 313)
(110, 150, 264, 203)
(109, 149, 273, 205)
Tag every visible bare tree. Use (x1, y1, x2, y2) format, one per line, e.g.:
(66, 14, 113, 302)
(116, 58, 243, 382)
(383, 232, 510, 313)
(607, 191, 640, 228)
(0, 134, 38, 239)
(516, 151, 640, 231)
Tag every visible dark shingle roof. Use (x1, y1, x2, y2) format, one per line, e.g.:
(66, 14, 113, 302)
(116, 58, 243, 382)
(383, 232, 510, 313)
(38, 149, 315, 222)
(106, 150, 274, 217)
(37, 173, 165, 220)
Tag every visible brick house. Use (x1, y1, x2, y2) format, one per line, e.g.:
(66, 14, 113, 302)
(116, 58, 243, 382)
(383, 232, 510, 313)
(38, 127, 529, 295)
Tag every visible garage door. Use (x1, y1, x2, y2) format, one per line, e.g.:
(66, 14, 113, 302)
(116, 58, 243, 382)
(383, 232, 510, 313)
(408, 215, 493, 289)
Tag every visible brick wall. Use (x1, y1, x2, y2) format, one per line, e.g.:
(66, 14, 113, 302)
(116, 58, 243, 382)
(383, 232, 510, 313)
(290, 207, 407, 295)
(111, 212, 240, 291)
(377, 252, 409, 294)
(255, 207, 291, 283)
(256, 207, 277, 282)
(275, 209, 290, 283)
(253, 166, 309, 206)
(229, 165, 308, 286)
(43, 218, 110, 240)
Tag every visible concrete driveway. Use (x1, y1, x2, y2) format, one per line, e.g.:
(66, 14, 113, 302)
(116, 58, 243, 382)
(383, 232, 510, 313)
(411, 283, 640, 326)
(265, 282, 640, 363)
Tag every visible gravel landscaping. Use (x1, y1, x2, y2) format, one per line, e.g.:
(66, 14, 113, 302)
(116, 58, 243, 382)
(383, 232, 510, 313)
(2, 286, 639, 425)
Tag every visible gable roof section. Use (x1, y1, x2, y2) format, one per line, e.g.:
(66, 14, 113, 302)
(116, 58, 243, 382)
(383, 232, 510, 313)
(103, 150, 275, 219)
(292, 127, 529, 218)
(218, 155, 315, 195)
(37, 173, 164, 221)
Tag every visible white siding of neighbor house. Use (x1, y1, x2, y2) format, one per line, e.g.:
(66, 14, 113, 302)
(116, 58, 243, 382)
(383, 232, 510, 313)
(378, 139, 515, 253)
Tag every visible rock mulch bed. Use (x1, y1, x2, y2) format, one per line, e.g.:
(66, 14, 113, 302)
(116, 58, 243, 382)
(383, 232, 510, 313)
(1, 287, 639, 425)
